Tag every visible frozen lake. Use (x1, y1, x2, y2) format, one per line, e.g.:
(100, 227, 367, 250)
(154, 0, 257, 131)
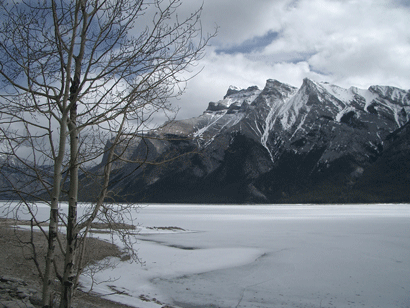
(2, 203, 410, 307)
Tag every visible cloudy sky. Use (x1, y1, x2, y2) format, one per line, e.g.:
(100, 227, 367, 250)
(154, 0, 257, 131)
(168, 0, 410, 120)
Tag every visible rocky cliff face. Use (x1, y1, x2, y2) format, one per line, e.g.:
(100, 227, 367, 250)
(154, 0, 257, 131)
(94, 78, 410, 203)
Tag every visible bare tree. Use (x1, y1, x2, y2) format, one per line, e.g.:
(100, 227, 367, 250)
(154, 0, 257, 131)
(0, 0, 215, 307)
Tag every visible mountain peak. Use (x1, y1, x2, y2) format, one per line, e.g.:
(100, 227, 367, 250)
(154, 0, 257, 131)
(224, 85, 260, 99)
(259, 79, 297, 100)
(228, 85, 241, 91)
(301, 77, 322, 89)
(265, 79, 293, 88)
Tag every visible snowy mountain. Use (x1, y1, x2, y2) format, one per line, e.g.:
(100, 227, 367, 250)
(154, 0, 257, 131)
(3, 78, 409, 203)
(90, 77, 409, 203)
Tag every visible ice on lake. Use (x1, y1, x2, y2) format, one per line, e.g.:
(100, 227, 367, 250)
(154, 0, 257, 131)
(2, 203, 410, 307)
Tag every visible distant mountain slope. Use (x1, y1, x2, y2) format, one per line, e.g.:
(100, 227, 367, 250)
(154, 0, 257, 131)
(90, 78, 410, 203)
(2, 78, 410, 203)
(351, 121, 410, 202)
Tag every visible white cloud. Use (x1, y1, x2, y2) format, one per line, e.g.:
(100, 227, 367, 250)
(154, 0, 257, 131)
(160, 0, 410, 120)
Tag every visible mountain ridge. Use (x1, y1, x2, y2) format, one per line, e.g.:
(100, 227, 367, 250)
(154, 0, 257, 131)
(96, 78, 410, 203)
(1, 78, 409, 203)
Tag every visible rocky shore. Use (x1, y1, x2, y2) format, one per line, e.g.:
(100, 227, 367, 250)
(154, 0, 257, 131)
(0, 218, 136, 308)
(0, 275, 42, 308)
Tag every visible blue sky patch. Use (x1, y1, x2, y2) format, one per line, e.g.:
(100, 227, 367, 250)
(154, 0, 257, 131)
(216, 31, 279, 55)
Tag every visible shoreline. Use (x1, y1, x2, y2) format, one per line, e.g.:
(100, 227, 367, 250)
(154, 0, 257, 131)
(0, 218, 138, 308)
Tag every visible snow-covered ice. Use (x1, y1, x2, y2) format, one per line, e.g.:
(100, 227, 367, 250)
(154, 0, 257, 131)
(1, 203, 410, 307)
(86, 204, 410, 308)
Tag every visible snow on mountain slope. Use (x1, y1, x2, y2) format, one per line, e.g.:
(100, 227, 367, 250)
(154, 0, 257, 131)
(160, 78, 410, 166)
(87, 78, 410, 204)
(157, 85, 261, 146)
(239, 79, 299, 161)
(136, 78, 410, 164)
(222, 78, 410, 164)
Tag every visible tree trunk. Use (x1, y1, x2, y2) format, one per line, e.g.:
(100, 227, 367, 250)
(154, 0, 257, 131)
(60, 4, 85, 305)
(42, 115, 68, 308)
(60, 99, 79, 308)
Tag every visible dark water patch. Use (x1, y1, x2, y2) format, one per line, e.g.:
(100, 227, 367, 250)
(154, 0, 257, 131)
(136, 237, 200, 250)
(173, 301, 227, 308)
(167, 244, 198, 250)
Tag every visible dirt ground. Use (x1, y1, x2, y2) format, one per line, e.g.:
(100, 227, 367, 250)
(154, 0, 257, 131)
(0, 218, 138, 308)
